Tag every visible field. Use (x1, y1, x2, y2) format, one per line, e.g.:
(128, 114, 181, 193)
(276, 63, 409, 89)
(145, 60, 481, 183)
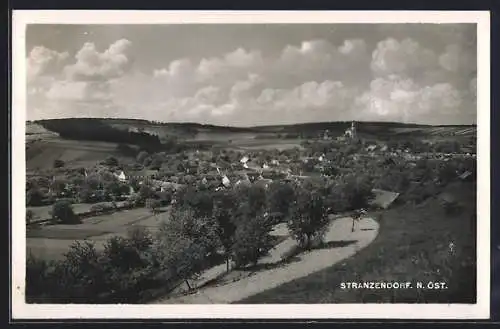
(26, 207, 167, 261)
(28, 203, 97, 222)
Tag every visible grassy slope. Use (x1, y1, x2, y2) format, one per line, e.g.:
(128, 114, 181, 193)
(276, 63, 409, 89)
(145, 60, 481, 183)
(238, 181, 477, 304)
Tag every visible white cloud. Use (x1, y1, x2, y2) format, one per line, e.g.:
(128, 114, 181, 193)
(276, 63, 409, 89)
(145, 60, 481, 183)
(46, 80, 112, 102)
(371, 38, 439, 79)
(26, 35, 476, 126)
(439, 44, 476, 75)
(64, 39, 132, 81)
(354, 75, 464, 123)
(27, 46, 69, 82)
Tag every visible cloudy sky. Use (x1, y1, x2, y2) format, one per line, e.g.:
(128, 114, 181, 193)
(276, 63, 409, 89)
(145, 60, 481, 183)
(26, 24, 477, 126)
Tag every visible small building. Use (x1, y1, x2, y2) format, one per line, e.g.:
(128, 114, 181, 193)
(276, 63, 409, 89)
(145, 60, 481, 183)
(222, 175, 231, 188)
(113, 170, 127, 182)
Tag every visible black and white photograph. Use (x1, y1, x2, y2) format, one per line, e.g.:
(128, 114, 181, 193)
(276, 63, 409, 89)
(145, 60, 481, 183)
(11, 11, 490, 319)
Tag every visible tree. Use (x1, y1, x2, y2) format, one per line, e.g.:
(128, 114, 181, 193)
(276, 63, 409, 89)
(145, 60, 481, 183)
(98, 230, 157, 302)
(55, 241, 105, 301)
(103, 156, 119, 167)
(51, 200, 80, 224)
(146, 198, 161, 214)
(53, 159, 65, 168)
(155, 208, 219, 290)
(136, 151, 149, 164)
(267, 181, 296, 221)
(231, 204, 274, 268)
(149, 157, 163, 170)
(339, 175, 374, 211)
(26, 187, 44, 206)
(212, 190, 238, 272)
(26, 209, 34, 226)
(287, 187, 330, 250)
(137, 185, 155, 204)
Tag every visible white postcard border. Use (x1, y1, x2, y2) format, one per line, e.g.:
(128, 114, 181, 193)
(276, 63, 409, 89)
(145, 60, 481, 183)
(11, 10, 491, 320)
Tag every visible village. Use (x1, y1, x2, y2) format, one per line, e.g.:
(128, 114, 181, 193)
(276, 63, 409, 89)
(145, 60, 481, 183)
(26, 121, 476, 224)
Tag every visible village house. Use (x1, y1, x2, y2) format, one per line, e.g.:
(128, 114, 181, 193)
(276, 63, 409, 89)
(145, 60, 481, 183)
(127, 169, 159, 184)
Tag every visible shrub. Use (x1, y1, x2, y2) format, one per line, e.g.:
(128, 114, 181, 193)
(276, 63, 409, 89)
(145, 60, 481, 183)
(54, 241, 106, 302)
(53, 159, 65, 168)
(146, 198, 162, 214)
(136, 151, 149, 164)
(26, 210, 34, 225)
(26, 187, 45, 206)
(51, 200, 80, 224)
(98, 231, 158, 302)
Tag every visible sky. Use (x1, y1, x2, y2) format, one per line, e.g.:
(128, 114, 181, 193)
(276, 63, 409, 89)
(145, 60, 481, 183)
(26, 24, 477, 126)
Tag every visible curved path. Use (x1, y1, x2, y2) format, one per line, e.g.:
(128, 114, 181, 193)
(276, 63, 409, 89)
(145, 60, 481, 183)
(153, 216, 379, 304)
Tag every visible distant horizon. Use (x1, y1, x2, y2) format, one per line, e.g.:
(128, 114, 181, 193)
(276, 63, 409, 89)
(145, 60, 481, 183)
(26, 116, 478, 128)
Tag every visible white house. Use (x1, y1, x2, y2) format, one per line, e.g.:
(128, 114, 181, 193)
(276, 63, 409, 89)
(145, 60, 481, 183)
(240, 156, 250, 164)
(222, 175, 231, 187)
(115, 170, 127, 182)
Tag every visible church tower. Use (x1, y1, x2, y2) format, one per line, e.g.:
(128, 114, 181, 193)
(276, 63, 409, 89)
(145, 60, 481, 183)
(351, 121, 356, 139)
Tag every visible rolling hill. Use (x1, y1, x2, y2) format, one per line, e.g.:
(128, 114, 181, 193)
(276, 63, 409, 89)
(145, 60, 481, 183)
(25, 118, 476, 171)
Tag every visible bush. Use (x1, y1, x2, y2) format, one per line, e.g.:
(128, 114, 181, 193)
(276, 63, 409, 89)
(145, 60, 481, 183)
(90, 202, 115, 214)
(136, 151, 149, 164)
(51, 200, 80, 224)
(288, 187, 330, 250)
(26, 187, 45, 206)
(53, 159, 65, 168)
(146, 198, 162, 214)
(26, 210, 34, 225)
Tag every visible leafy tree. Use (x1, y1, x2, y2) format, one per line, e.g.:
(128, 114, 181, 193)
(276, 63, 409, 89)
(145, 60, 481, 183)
(26, 187, 45, 206)
(267, 181, 296, 221)
(231, 204, 274, 268)
(155, 208, 219, 290)
(175, 187, 214, 218)
(51, 200, 80, 224)
(55, 241, 105, 301)
(212, 190, 238, 272)
(149, 157, 163, 170)
(438, 162, 458, 185)
(26, 210, 34, 226)
(287, 187, 330, 250)
(136, 151, 149, 164)
(98, 230, 157, 302)
(234, 184, 267, 217)
(25, 254, 60, 302)
(138, 185, 155, 204)
(146, 198, 161, 214)
(103, 156, 119, 167)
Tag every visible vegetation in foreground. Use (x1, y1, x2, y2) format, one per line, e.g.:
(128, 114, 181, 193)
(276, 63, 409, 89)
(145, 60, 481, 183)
(25, 118, 477, 304)
(238, 180, 477, 304)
